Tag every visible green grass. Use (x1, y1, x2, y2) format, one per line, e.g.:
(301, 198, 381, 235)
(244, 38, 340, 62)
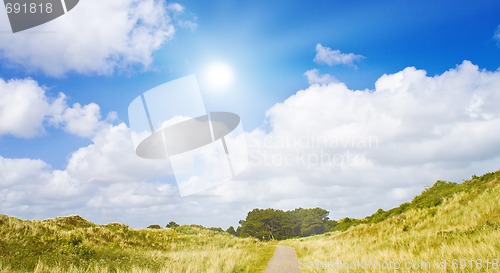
(284, 170, 500, 272)
(0, 216, 274, 273)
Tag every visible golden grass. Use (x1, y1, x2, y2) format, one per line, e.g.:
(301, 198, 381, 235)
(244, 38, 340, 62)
(285, 185, 500, 272)
(0, 216, 274, 273)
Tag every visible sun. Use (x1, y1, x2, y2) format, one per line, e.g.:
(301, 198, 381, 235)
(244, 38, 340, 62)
(204, 62, 234, 90)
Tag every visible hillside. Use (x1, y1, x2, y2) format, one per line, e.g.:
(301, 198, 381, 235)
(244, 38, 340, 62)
(0, 215, 274, 273)
(332, 170, 500, 231)
(2, 171, 499, 272)
(284, 170, 500, 272)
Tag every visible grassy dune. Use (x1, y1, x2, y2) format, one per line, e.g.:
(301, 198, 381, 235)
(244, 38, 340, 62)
(0, 216, 274, 273)
(3, 171, 499, 272)
(285, 171, 500, 272)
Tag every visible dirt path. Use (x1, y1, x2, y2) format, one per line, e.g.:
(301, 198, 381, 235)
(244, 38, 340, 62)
(264, 245, 300, 273)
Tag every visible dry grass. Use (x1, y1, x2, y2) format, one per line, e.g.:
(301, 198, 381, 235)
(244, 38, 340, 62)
(285, 184, 500, 272)
(0, 216, 274, 273)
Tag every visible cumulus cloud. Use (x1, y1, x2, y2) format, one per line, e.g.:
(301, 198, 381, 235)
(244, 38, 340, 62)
(0, 78, 64, 137)
(304, 69, 338, 85)
(0, 157, 50, 188)
(0, 0, 186, 76)
(50, 102, 106, 138)
(0, 77, 110, 138)
(66, 123, 171, 184)
(2, 61, 500, 228)
(0, 156, 92, 218)
(0, 121, 174, 223)
(0, 75, 179, 225)
(214, 60, 500, 220)
(314, 43, 365, 67)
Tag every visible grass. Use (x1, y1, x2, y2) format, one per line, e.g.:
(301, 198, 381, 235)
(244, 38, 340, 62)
(333, 170, 500, 232)
(284, 171, 500, 272)
(0, 216, 275, 273)
(3, 171, 499, 272)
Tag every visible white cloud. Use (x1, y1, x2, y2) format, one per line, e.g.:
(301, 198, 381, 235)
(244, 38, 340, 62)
(66, 123, 171, 184)
(232, 60, 500, 218)
(218, 60, 500, 218)
(0, 78, 64, 137)
(0, 0, 184, 76)
(0, 156, 93, 218)
(0, 121, 176, 224)
(262, 61, 500, 170)
(494, 25, 500, 46)
(167, 3, 197, 31)
(2, 61, 500, 228)
(304, 69, 338, 85)
(51, 102, 104, 138)
(0, 77, 108, 138)
(314, 43, 365, 67)
(166, 2, 184, 13)
(177, 20, 198, 32)
(0, 157, 49, 188)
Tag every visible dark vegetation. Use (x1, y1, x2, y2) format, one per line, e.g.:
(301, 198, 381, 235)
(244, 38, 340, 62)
(237, 207, 335, 241)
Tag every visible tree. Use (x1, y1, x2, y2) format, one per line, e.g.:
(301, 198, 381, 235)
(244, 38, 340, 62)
(226, 226, 237, 236)
(147, 224, 162, 229)
(300, 214, 324, 236)
(238, 208, 287, 240)
(166, 221, 179, 228)
(238, 207, 333, 241)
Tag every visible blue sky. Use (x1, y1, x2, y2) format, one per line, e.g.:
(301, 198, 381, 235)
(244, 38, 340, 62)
(0, 0, 499, 228)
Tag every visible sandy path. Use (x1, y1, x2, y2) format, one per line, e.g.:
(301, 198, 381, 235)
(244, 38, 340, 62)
(263, 245, 300, 273)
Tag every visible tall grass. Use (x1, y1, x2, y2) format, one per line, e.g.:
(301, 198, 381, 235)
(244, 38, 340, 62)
(0, 216, 274, 273)
(285, 181, 500, 272)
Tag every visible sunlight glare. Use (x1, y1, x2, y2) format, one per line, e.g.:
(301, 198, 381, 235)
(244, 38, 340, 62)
(204, 62, 234, 90)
